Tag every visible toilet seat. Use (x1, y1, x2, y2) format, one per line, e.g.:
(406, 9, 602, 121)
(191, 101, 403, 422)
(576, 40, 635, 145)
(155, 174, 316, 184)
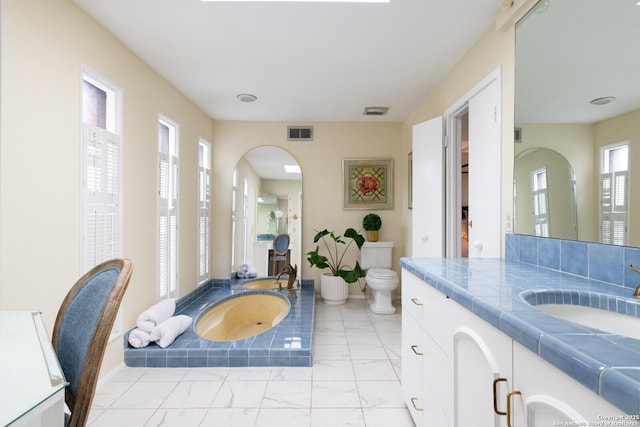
(366, 268, 398, 280)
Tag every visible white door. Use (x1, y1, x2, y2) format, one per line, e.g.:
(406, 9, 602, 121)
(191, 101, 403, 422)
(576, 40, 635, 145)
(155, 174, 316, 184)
(468, 77, 501, 258)
(412, 117, 444, 257)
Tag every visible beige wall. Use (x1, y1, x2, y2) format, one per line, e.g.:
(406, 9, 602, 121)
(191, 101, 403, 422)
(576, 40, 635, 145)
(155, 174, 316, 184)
(211, 121, 404, 296)
(515, 123, 598, 241)
(1, 0, 214, 374)
(595, 109, 640, 245)
(1, 0, 520, 381)
(515, 108, 640, 245)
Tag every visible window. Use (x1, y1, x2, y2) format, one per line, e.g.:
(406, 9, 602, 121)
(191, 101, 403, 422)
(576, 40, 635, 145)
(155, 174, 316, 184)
(158, 117, 179, 299)
(198, 139, 211, 283)
(600, 142, 629, 245)
(243, 177, 249, 264)
(231, 169, 238, 270)
(81, 69, 122, 337)
(531, 167, 549, 237)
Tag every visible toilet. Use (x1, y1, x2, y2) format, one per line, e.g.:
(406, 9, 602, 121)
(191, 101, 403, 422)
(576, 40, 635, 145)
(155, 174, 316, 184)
(361, 242, 399, 314)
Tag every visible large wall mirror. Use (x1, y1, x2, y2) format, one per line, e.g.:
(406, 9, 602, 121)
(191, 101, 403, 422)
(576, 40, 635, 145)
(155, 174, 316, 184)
(231, 146, 302, 279)
(514, 0, 640, 246)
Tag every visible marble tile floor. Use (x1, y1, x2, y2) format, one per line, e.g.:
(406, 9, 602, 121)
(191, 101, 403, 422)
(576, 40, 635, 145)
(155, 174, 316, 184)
(89, 298, 414, 427)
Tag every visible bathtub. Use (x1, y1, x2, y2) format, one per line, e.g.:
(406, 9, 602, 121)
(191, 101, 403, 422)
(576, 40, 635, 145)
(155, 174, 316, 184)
(195, 292, 290, 341)
(123, 280, 315, 367)
(240, 278, 284, 290)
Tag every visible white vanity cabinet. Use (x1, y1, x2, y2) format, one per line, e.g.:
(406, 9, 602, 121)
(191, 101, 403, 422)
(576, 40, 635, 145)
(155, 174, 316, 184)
(451, 300, 516, 426)
(401, 271, 450, 426)
(401, 268, 634, 426)
(512, 343, 639, 426)
(402, 270, 514, 425)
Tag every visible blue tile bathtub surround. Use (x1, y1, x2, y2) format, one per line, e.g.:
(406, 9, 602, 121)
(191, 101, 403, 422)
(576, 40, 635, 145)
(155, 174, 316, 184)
(400, 256, 640, 415)
(124, 279, 315, 368)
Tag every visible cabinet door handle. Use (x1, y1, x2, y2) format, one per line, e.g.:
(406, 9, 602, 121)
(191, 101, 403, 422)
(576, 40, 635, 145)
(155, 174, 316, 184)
(411, 297, 423, 306)
(410, 397, 424, 412)
(411, 345, 423, 356)
(492, 378, 507, 416)
(507, 390, 521, 427)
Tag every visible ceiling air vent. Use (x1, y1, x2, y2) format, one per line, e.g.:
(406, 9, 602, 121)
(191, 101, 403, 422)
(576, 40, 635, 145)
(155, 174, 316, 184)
(363, 106, 389, 116)
(288, 126, 313, 141)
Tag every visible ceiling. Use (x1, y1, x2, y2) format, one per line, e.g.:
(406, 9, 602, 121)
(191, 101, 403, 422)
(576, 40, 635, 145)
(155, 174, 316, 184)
(243, 146, 301, 180)
(515, 0, 640, 124)
(73, 0, 497, 123)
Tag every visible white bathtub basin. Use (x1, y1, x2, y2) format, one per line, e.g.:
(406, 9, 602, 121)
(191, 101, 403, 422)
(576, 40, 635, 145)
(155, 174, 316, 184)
(535, 303, 640, 340)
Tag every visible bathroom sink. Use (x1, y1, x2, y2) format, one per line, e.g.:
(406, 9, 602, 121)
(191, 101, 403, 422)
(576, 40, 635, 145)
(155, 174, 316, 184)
(522, 290, 640, 340)
(535, 304, 640, 340)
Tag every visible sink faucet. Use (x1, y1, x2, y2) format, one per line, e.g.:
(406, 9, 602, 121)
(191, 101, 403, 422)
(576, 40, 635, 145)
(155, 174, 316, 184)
(276, 264, 299, 298)
(628, 264, 640, 297)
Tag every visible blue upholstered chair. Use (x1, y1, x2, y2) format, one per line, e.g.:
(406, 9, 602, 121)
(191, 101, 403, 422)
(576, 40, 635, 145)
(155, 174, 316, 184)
(272, 233, 290, 276)
(52, 259, 134, 427)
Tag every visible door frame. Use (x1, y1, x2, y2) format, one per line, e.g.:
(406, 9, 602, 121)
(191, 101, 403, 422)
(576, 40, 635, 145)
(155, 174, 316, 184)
(443, 67, 502, 258)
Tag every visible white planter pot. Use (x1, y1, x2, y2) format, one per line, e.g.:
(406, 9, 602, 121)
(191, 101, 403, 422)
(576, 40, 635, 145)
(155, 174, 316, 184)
(320, 273, 348, 305)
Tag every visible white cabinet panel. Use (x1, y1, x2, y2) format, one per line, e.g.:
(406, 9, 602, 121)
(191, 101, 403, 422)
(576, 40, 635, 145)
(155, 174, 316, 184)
(513, 342, 639, 426)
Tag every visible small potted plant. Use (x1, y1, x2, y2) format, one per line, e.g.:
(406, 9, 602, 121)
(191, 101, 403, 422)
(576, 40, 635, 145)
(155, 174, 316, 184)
(306, 228, 366, 304)
(362, 213, 382, 242)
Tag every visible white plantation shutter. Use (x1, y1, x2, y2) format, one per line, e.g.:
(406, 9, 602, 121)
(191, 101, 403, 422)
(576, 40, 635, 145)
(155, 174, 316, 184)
(158, 152, 178, 299)
(600, 171, 628, 245)
(198, 165, 210, 282)
(82, 124, 120, 273)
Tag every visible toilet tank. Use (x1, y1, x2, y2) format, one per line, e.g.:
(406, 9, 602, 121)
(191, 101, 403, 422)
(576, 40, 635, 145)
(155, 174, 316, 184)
(360, 241, 394, 269)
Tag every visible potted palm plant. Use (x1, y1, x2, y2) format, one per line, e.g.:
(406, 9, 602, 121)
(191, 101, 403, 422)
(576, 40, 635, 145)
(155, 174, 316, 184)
(306, 228, 366, 304)
(362, 213, 382, 242)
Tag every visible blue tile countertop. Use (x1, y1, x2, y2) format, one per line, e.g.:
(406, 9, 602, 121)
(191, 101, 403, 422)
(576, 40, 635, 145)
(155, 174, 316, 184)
(400, 257, 640, 416)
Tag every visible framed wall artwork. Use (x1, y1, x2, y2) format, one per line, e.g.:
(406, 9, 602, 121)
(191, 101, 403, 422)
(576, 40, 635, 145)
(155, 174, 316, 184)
(342, 158, 393, 210)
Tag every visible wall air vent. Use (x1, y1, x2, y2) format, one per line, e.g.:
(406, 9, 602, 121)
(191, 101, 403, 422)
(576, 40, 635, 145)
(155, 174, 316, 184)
(363, 106, 389, 116)
(514, 127, 522, 143)
(287, 126, 313, 141)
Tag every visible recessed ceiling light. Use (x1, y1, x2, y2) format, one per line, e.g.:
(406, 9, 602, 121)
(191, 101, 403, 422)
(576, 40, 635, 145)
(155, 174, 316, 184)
(237, 93, 258, 103)
(590, 96, 616, 106)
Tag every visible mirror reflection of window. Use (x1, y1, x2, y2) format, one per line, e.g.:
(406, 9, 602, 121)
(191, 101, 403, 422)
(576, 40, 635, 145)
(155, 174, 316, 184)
(243, 178, 249, 264)
(231, 169, 238, 269)
(600, 142, 629, 245)
(531, 168, 549, 237)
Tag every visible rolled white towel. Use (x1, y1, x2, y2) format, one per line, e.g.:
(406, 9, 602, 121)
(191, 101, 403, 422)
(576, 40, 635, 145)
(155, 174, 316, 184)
(128, 328, 151, 348)
(136, 298, 176, 332)
(150, 315, 193, 348)
(246, 267, 257, 278)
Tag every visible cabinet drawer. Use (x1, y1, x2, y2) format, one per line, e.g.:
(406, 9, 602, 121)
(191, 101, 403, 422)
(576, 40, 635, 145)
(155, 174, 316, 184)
(422, 327, 452, 417)
(402, 271, 428, 327)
